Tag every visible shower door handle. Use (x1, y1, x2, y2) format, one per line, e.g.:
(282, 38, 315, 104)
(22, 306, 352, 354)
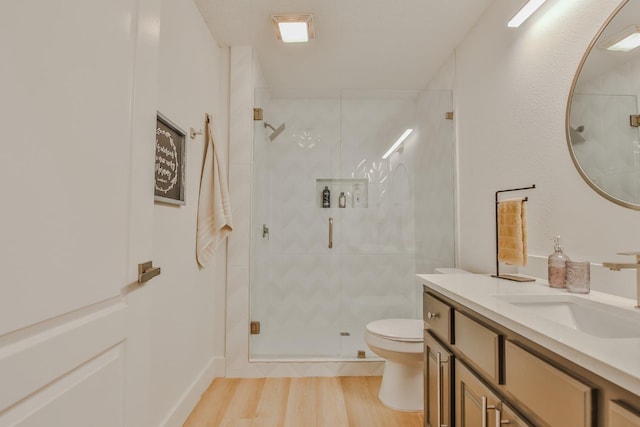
(328, 217, 333, 249)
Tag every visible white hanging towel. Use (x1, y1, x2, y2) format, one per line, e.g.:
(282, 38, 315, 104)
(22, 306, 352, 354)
(196, 115, 232, 268)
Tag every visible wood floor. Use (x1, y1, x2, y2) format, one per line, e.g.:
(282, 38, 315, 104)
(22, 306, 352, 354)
(183, 376, 424, 427)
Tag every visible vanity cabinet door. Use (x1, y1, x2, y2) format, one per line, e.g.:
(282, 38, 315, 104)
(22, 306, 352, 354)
(505, 341, 594, 426)
(425, 332, 453, 427)
(455, 360, 500, 427)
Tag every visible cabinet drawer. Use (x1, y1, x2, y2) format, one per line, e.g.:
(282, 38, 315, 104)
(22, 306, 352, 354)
(423, 292, 452, 343)
(454, 311, 502, 383)
(609, 400, 640, 427)
(505, 341, 594, 427)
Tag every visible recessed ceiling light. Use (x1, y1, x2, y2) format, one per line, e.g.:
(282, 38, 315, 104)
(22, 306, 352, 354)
(272, 14, 315, 43)
(507, 0, 547, 28)
(599, 25, 640, 52)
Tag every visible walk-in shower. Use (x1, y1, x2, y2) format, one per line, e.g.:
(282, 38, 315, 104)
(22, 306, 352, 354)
(250, 89, 455, 361)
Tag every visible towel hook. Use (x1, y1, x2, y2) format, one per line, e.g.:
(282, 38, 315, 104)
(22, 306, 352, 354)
(190, 113, 213, 139)
(190, 127, 203, 139)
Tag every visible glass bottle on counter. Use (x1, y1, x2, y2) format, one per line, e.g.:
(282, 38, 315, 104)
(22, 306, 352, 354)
(548, 236, 570, 288)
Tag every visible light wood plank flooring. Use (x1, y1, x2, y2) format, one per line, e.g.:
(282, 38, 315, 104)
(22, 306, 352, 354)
(183, 376, 424, 427)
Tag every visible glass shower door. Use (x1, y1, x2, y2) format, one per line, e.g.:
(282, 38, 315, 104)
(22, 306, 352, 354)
(336, 90, 420, 358)
(249, 88, 455, 360)
(250, 91, 344, 358)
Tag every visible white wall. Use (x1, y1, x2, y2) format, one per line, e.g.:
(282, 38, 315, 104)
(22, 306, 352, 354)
(152, 0, 229, 425)
(0, 0, 231, 425)
(454, 0, 640, 298)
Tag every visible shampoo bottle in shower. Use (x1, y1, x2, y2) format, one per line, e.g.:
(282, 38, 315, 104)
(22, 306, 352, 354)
(353, 183, 362, 208)
(322, 186, 331, 208)
(548, 236, 570, 288)
(339, 192, 346, 208)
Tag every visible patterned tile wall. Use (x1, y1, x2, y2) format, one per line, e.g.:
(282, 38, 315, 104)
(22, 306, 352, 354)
(251, 92, 449, 359)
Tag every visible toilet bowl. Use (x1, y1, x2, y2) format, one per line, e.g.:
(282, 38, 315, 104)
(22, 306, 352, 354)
(365, 318, 424, 411)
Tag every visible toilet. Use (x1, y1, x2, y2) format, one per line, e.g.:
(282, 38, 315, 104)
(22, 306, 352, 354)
(365, 318, 424, 411)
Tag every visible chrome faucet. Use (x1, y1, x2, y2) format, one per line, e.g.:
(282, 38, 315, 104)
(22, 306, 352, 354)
(603, 252, 640, 309)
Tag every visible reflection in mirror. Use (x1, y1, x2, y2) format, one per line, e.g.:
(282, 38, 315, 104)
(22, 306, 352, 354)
(567, 0, 640, 209)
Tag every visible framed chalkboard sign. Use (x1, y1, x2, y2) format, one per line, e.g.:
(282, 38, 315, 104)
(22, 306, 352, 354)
(155, 112, 186, 205)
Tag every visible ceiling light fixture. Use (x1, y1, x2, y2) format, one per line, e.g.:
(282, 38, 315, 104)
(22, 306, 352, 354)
(272, 14, 315, 43)
(599, 25, 640, 52)
(507, 0, 547, 28)
(382, 129, 413, 160)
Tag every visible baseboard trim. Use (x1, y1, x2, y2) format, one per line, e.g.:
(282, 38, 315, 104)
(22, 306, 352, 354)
(158, 357, 221, 427)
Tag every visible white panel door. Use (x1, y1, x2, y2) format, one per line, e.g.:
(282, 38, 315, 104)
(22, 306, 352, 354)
(0, 0, 158, 425)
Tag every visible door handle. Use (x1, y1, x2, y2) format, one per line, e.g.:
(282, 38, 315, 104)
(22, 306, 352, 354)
(328, 217, 333, 249)
(138, 261, 161, 284)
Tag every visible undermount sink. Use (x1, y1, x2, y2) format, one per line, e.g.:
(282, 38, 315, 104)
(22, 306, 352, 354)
(496, 294, 640, 339)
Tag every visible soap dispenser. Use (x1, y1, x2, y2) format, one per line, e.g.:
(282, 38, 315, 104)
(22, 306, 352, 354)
(548, 236, 570, 288)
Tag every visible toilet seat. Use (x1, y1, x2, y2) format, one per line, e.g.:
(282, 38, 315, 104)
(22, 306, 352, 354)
(366, 319, 423, 342)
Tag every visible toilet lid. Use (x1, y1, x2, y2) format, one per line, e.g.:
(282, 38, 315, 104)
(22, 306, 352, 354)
(366, 319, 424, 342)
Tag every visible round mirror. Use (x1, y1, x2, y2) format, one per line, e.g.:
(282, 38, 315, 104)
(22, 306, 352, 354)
(567, 0, 640, 209)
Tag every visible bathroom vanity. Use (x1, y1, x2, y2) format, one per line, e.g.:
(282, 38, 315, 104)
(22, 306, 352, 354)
(419, 273, 640, 427)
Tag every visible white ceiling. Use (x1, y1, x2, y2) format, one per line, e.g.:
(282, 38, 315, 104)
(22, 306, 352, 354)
(194, 0, 496, 91)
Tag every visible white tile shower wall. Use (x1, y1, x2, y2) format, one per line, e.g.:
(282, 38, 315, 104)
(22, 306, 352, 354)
(250, 93, 421, 359)
(227, 47, 262, 378)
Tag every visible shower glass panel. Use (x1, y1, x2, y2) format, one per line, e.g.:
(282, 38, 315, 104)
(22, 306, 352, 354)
(250, 89, 455, 360)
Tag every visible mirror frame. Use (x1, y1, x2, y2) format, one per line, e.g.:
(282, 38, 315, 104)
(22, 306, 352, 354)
(565, 0, 640, 210)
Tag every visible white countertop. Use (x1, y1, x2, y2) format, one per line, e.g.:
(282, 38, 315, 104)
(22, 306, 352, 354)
(417, 273, 640, 396)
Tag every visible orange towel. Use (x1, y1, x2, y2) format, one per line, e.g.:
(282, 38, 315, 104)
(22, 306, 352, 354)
(497, 199, 527, 266)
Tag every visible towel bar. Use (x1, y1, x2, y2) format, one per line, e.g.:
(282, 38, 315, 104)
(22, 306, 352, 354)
(492, 185, 536, 282)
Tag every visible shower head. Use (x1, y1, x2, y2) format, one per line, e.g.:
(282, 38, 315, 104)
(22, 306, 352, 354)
(264, 122, 286, 141)
(570, 125, 586, 143)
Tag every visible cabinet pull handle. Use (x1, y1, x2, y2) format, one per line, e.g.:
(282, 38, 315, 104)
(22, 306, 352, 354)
(496, 408, 511, 425)
(328, 217, 333, 249)
(482, 396, 497, 427)
(482, 396, 488, 427)
(436, 352, 443, 427)
(427, 311, 440, 319)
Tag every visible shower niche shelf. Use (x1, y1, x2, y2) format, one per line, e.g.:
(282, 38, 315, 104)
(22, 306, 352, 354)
(316, 178, 368, 209)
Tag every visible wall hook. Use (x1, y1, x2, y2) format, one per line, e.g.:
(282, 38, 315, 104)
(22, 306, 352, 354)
(190, 127, 203, 139)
